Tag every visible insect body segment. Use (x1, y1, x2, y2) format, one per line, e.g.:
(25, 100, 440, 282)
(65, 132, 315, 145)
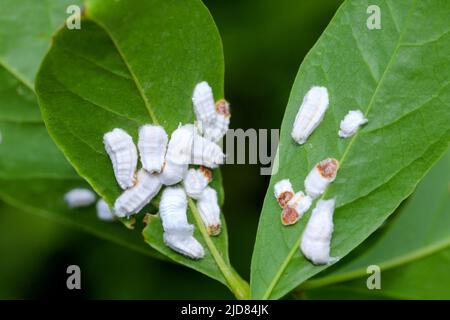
(64, 188, 96, 208)
(274, 179, 294, 208)
(291, 86, 329, 144)
(138, 125, 168, 173)
(96, 199, 115, 221)
(114, 169, 162, 218)
(338, 109, 368, 138)
(300, 199, 338, 265)
(183, 167, 212, 200)
(160, 187, 205, 259)
(97, 81, 229, 260)
(304, 158, 339, 199)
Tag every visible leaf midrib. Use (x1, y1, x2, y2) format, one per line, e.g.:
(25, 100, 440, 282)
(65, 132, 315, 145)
(260, 0, 418, 299)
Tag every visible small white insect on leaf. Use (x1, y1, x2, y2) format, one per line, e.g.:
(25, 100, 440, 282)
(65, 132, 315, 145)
(158, 124, 194, 185)
(96, 199, 115, 222)
(114, 169, 162, 218)
(204, 99, 231, 143)
(291, 86, 329, 144)
(191, 131, 225, 168)
(273, 179, 294, 208)
(103, 128, 138, 189)
(338, 109, 368, 138)
(300, 198, 337, 265)
(138, 124, 168, 173)
(281, 191, 312, 226)
(159, 187, 205, 259)
(192, 81, 217, 134)
(64, 188, 96, 208)
(197, 186, 221, 236)
(182, 166, 212, 199)
(304, 158, 339, 199)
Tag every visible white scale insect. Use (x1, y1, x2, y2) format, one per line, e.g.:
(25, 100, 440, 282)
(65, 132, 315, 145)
(159, 187, 205, 259)
(291, 86, 329, 144)
(191, 132, 225, 168)
(338, 109, 368, 138)
(64, 188, 96, 208)
(197, 186, 221, 236)
(300, 198, 338, 265)
(138, 124, 168, 173)
(304, 158, 339, 199)
(103, 128, 138, 189)
(114, 169, 162, 218)
(183, 167, 212, 199)
(281, 191, 312, 225)
(96, 199, 115, 221)
(192, 81, 230, 142)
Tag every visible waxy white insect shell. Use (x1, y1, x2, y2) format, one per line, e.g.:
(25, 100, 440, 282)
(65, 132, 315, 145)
(273, 179, 294, 208)
(197, 186, 221, 236)
(300, 198, 337, 265)
(183, 167, 212, 200)
(281, 191, 312, 225)
(138, 124, 168, 173)
(192, 81, 217, 133)
(103, 128, 138, 189)
(338, 110, 368, 138)
(304, 158, 339, 199)
(64, 188, 96, 208)
(96, 199, 115, 221)
(203, 99, 231, 143)
(191, 127, 225, 168)
(114, 169, 162, 218)
(291, 86, 329, 144)
(159, 187, 205, 259)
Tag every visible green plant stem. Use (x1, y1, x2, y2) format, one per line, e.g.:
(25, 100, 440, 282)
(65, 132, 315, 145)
(188, 198, 250, 300)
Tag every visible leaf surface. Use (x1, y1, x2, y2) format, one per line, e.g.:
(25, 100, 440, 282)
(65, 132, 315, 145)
(251, 0, 450, 299)
(35, 0, 248, 297)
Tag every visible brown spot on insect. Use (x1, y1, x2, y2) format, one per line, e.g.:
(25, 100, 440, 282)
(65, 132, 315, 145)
(317, 158, 339, 179)
(215, 99, 230, 117)
(277, 191, 294, 208)
(199, 166, 213, 182)
(281, 206, 300, 226)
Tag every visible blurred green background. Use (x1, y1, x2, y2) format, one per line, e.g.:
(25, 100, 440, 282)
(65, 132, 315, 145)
(1, 0, 449, 299)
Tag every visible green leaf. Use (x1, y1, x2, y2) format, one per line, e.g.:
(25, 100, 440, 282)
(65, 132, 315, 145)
(35, 0, 248, 298)
(35, 0, 224, 203)
(251, 0, 450, 299)
(300, 149, 450, 294)
(0, 0, 161, 259)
